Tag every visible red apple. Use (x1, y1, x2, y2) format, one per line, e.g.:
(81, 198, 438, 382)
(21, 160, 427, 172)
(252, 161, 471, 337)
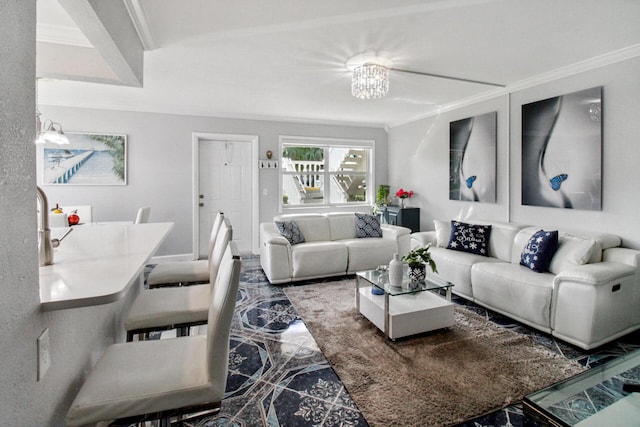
(68, 213, 80, 226)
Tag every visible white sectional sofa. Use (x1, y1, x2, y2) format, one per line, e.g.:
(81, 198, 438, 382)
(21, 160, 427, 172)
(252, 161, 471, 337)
(411, 219, 640, 350)
(260, 212, 411, 284)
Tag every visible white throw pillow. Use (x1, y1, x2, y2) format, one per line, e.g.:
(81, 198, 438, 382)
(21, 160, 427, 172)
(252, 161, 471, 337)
(548, 233, 597, 275)
(434, 220, 451, 247)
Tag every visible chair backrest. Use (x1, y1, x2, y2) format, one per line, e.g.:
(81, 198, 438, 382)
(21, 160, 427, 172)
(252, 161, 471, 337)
(207, 211, 224, 258)
(209, 218, 233, 287)
(134, 207, 151, 224)
(206, 241, 241, 394)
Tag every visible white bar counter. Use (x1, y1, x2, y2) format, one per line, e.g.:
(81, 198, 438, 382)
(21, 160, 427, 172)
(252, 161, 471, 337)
(39, 222, 173, 311)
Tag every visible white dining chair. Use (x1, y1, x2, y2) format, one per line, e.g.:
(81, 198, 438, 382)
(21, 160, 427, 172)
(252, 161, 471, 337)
(134, 207, 151, 224)
(146, 211, 223, 288)
(124, 218, 232, 341)
(65, 242, 241, 426)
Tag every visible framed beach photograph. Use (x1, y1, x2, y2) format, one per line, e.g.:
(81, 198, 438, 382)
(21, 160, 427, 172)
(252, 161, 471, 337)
(521, 87, 602, 210)
(41, 132, 127, 185)
(449, 111, 497, 203)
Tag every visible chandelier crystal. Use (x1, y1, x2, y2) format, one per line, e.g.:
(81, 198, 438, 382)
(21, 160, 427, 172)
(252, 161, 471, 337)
(351, 63, 390, 100)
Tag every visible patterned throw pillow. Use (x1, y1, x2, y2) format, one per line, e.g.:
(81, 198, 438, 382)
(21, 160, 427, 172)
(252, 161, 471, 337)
(446, 221, 492, 256)
(355, 213, 382, 238)
(275, 220, 305, 245)
(520, 230, 559, 272)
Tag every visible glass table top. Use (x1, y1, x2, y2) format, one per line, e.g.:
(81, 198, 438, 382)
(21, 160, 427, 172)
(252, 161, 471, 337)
(356, 268, 452, 297)
(524, 348, 640, 426)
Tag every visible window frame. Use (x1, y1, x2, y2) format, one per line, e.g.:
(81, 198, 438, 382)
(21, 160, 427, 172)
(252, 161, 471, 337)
(278, 135, 375, 211)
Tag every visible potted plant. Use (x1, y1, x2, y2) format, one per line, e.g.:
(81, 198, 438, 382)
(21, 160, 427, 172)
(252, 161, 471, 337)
(402, 245, 437, 282)
(373, 185, 390, 219)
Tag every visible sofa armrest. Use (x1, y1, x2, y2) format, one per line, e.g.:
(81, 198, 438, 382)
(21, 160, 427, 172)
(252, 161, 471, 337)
(551, 261, 638, 349)
(260, 223, 291, 284)
(381, 224, 412, 257)
(603, 247, 640, 268)
(554, 261, 636, 287)
(381, 224, 411, 240)
(411, 231, 437, 249)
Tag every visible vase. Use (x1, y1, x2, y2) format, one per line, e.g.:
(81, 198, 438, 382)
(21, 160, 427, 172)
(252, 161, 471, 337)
(389, 253, 403, 287)
(408, 265, 426, 283)
(399, 198, 406, 208)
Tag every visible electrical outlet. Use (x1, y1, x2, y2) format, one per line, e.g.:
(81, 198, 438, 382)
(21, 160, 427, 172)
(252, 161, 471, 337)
(37, 328, 51, 381)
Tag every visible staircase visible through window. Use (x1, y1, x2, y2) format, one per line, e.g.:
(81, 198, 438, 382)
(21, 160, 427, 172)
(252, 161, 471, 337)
(280, 136, 374, 208)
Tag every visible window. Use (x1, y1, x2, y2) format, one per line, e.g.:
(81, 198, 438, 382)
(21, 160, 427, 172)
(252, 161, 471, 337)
(280, 136, 374, 208)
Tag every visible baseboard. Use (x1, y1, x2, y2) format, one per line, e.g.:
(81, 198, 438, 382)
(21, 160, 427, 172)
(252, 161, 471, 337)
(149, 253, 196, 264)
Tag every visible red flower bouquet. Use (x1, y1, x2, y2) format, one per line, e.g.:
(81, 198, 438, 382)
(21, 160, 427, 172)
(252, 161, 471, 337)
(395, 188, 414, 199)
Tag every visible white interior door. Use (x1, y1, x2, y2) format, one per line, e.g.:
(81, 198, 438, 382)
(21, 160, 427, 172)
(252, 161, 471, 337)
(198, 138, 254, 256)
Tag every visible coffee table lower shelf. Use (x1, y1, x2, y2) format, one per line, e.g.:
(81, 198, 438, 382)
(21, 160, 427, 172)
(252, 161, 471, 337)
(358, 287, 454, 340)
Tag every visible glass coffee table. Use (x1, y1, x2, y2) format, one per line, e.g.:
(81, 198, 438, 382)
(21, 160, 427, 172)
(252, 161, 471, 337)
(355, 268, 454, 340)
(523, 348, 640, 426)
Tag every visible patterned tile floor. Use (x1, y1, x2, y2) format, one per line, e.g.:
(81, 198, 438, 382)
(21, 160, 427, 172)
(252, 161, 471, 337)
(148, 256, 640, 427)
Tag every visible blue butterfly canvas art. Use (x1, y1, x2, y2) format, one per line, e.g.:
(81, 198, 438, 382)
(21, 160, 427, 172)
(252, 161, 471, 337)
(465, 176, 477, 189)
(550, 173, 568, 191)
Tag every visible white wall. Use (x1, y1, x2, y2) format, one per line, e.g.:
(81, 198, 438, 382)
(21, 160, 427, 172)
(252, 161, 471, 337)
(37, 107, 389, 256)
(388, 56, 640, 249)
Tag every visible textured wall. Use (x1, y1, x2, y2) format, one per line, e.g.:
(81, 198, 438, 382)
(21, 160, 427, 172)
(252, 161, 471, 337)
(0, 3, 143, 425)
(0, 1, 43, 425)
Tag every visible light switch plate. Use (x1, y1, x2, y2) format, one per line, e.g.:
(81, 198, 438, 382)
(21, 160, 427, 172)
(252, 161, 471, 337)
(37, 328, 51, 381)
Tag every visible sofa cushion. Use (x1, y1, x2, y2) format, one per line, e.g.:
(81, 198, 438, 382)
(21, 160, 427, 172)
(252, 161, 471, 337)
(435, 219, 523, 261)
(355, 213, 382, 238)
(560, 229, 621, 263)
(447, 221, 492, 256)
(520, 230, 559, 273)
(429, 246, 502, 299)
(276, 213, 330, 242)
(471, 262, 554, 331)
(327, 213, 357, 240)
(434, 220, 451, 247)
(290, 242, 348, 278)
(275, 220, 305, 245)
(548, 234, 598, 275)
(343, 238, 397, 273)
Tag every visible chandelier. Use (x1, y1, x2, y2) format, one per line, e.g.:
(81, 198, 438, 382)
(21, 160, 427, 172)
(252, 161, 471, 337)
(351, 63, 390, 100)
(347, 51, 506, 101)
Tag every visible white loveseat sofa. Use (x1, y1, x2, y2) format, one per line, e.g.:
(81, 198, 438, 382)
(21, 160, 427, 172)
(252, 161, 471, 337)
(260, 212, 411, 284)
(411, 219, 640, 350)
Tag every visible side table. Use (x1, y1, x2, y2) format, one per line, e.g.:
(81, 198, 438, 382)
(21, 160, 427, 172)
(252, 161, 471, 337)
(386, 206, 420, 232)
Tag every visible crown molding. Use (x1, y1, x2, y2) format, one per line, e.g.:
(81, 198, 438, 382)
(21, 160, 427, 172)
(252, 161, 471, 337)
(123, 0, 157, 51)
(387, 43, 640, 129)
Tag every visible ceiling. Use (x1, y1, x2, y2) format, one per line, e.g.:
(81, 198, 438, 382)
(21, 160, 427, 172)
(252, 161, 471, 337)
(36, 0, 640, 128)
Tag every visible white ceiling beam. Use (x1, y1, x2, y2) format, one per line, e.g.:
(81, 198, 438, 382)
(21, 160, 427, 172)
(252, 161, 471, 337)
(123, 0, 156, 51)
(58, 0, 144, 87)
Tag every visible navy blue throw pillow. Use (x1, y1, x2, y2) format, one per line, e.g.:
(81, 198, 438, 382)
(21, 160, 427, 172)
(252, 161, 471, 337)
(275, 220, 305, 245)
(520, 230, 559, 272)
(355, 213, 382, 238)
(447, 221, 492, 256)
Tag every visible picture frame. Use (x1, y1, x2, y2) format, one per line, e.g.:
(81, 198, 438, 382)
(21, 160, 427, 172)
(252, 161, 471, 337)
(449, 111, 497, 203)
(40, 132, 127, 185)
(521, 86, 602, 210)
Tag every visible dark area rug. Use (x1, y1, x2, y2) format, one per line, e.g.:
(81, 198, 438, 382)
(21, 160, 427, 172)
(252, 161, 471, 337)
(284, 278, 586, 427)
